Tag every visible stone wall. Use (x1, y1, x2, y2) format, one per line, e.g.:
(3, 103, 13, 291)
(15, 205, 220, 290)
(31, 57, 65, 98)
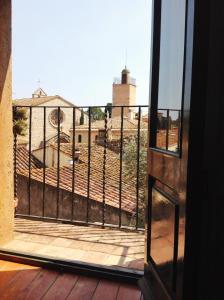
(17, 174, 133, 226)
(0, 0, 14, 245)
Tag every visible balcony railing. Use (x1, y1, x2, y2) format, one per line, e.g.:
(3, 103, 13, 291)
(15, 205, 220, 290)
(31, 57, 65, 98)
(13, 105, 181, 231)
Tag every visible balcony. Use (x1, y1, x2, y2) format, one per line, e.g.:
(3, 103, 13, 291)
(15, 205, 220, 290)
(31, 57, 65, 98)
(1, 105, 181, 276)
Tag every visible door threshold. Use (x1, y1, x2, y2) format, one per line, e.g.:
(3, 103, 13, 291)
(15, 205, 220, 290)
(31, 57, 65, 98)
(0, 249, 143, 285)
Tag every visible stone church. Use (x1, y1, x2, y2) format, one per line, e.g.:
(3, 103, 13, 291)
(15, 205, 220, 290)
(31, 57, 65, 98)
(13, 88, 87, 149)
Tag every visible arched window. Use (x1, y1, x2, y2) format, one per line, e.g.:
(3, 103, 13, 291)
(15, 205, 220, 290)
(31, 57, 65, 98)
(78, 134, 82, 143)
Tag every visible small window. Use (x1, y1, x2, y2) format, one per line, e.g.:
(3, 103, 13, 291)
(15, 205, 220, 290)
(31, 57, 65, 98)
(78, 134, 82, 143)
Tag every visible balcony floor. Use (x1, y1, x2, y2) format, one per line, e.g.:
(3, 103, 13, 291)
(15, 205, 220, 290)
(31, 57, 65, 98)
(0, 259, 143, 299)
(2, 218, 144, 272)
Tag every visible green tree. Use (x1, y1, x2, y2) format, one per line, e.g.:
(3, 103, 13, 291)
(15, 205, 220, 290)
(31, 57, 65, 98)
(105, 102, 112, 118)
(87, 107, 104, 121)
(80, 109, 85, 125)
(12, 104, 28, 136)
(123, 132, 148, 227)
(12, 104, 28, 211)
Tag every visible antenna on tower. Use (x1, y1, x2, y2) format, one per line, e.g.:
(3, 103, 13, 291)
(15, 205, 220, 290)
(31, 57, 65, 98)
(37, 78, 41, 88)
(125, 48, 128, 68)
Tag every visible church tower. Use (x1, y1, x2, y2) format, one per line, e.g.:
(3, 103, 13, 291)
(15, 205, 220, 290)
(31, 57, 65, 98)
(112, 67, 136, 120)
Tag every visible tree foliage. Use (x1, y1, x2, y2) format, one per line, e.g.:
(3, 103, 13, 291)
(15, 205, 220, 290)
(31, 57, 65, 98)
(88, 107, 104, 121)
(105, 102, 112, 118)
(80, 109, 85, 125)
(123, 132, 147, 226)
(12, 104, 28, 136)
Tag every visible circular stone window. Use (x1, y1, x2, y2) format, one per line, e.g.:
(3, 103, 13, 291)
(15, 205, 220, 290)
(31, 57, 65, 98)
(49, 109, 65, 127)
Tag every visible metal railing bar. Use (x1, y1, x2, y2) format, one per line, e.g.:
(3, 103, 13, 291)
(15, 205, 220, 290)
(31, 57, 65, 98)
(28, 107, 32, 215)
(86, 108, 91, 223)
(119, 107, 124, 228)
(56, 107, 60, 219)
(13, 107, 18, 216)
(136, 106, 141, 230)
(102, 108, 108, 227)
(13, 105, 149, 109)
(42, 107, 46, 217)
(71, 107, 76, 221)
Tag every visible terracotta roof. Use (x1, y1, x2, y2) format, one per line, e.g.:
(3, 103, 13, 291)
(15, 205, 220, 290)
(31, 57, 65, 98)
(39, 132, 71, 148)
(75, 117, 148, 130)
(33, 143, 80, 158)
(16, 144, 138, 213)
(16, 146, 44, 172)
(50, 143, 137, 188)
(13, 95, 75, 107)
(18, 164, 137, 214)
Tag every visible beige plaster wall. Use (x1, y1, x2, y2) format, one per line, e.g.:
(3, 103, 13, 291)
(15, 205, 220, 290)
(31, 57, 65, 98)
(112, 84, 136, 119)
(0, 0, 14, 245)
(70, 129, 99, 144)
(33, 146, 72, 168)
(24, 98, 86, 150)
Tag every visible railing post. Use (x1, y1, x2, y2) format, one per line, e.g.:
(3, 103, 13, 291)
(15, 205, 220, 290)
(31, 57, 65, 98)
(87, 108, 92, 224)
(119, 106, 124, 228)
(71, 107, 76, 221)
(166, 109, 170, 150)
(56, 106, 60, 219)
(42, 106, 46, 217)
(28, 106, 32, 215)
(136, 106, 141, 229)
(102, 107, 108, 228)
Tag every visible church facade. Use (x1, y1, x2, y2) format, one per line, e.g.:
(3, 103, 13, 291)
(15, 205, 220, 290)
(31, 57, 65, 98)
(13, 88, 87, 149)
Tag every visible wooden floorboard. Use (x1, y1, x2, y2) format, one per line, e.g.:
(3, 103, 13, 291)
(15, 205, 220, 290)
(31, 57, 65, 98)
(91, 279, 120, 300)
(0, 268, 41, 300)
(42, 273, 78, 300)
(16, 269, 59, 300)
(0, 260, 142, 300)
(116, 284, 142, 300)
(67, 276, 99, 300)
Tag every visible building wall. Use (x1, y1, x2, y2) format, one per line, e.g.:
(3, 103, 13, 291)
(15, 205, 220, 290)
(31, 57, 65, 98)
(70, 128, 144, 145)
(112, 84, 136, 119)
(17, 175, 132, 226)
(32, 146, 72, 168)
(70, 129, 99, 144)
(24, 98, 84, 150)
(0, 0, 14, 245)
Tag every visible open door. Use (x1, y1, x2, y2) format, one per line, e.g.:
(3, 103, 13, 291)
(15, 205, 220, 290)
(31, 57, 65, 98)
(139, 0, 193, 299)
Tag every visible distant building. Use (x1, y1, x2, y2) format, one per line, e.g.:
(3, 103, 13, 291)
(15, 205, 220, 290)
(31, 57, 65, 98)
(71, 117, 147, 144)
(13, 88, 87, 149)
(112, 67, 136, 120)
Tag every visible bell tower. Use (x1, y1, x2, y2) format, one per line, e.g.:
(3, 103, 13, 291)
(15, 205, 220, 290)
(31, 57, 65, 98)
(112, 67, 136, 120)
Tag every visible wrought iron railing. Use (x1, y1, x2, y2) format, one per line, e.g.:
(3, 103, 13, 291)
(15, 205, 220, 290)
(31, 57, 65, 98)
(13, 105, 181, 231)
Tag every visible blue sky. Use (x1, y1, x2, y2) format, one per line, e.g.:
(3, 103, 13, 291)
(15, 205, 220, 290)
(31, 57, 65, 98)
(12, 0, 152, 106)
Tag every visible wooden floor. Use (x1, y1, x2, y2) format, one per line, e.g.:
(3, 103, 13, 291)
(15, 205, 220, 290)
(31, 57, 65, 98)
(2, 218, 144, 271)
(0, 260, 142, 300)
